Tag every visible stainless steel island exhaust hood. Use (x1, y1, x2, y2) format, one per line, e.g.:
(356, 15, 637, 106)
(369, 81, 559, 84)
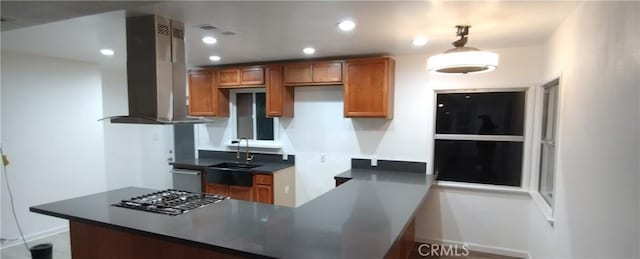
(102, 15, 212, 124)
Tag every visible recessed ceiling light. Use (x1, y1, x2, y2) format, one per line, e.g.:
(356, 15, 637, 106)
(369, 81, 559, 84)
(100, 49, 115, 56)
(412, 36, 428, 47)
(303, 47, 316, 55)
(209, 55, 221, 62)
(202, 36, 217, 44)
(338, 20, 356, 31)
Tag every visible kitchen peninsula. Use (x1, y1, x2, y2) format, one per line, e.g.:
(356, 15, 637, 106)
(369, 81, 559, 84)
(30, 159, 433, 259)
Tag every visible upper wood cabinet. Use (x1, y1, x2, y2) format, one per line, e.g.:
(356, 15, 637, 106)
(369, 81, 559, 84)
(283, 63, 312, 84)
(266, 65, 294, 117)
(217, 69, 241, 86)
(240, 67, 265, 85)
(217, 67, 264, 87)
(343, 57, 395, 119)
(284, 61, 343, 86)
(188, 71, 230, 117)
(312, 62, 342, 83)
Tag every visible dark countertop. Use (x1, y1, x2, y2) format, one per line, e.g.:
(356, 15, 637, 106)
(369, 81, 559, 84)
(31, 171, 434, 258)
(171, 158, 294, 174)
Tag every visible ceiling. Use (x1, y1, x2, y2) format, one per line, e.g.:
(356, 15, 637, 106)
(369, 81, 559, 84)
(0, 1, 580, 68)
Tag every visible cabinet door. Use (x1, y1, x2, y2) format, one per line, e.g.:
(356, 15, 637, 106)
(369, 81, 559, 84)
(241, 67, 265, 85)
(284, 63, 312, 84)
(188, 71, 215, 116)
(228, 186, 253, 201)
(206, 183, 229, 196)
(254, 184, 273, 204)
(312, 62, 342, 83)
(266, 65, 294, 117)
(343, 57, 395, 118)
(218, 69, 241, 86)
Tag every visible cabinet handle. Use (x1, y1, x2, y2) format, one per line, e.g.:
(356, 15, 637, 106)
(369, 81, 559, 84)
(171, 169, 201, 176)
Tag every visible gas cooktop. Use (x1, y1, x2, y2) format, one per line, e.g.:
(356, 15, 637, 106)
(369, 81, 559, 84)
(112, 189, 229, 216)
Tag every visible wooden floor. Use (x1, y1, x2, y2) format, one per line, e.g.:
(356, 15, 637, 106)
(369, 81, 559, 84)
(1, 231, 520, 259)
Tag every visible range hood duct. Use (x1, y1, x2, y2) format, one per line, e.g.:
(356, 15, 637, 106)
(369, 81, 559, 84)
(101, 15, 212, 124)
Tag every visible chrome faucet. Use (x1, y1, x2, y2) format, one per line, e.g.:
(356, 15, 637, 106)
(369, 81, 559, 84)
(231, 140, 242, 161)
(232, 138, 254, 164)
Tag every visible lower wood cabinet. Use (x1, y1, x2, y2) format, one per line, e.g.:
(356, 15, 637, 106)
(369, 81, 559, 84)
(206, 183, 229, 196)
(201, 168, 294, 206)
(228, 185, 253, 201)
(204, 173, 275, 205)
(254, 184, 274, 204)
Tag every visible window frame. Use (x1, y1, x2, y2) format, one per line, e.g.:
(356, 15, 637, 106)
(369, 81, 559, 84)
(229, 88, 281, 148)
(431, 87, 533, 191)
(530, 78, 562, 224)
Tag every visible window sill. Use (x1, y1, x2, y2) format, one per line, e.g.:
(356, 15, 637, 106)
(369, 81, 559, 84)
(435, 181, 530, 195)
(530, 191, 555, 226)
(226, 140, 282, 149)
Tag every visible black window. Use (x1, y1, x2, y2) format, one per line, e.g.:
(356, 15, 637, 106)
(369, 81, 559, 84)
(434, 91, 526, 186)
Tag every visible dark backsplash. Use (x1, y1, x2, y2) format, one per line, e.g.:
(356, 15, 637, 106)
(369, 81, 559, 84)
(351, 158, 426, 173)
(198, 150, 295, 164)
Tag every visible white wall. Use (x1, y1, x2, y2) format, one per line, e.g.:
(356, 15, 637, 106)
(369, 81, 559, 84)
(102, 68, 143, 189)
(101, 68, 175, 191)
(1, 51, 107, 240)
(0, 53, 175, 244)
(529, 2, 640, 259)
(196, 45, 546, 254)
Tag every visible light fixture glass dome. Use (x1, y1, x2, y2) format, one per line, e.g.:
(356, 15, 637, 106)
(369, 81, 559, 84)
(427, 25, 499, 74)
(427, 48, 499, 74)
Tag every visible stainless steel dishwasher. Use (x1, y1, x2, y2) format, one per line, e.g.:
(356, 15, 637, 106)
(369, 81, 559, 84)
(171, 169, 202, 193)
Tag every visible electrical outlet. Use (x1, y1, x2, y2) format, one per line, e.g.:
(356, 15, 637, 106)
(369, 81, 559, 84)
(320, 154, 326, 163)
(282, 153, 288, 160)
(371, 156, 378, 167)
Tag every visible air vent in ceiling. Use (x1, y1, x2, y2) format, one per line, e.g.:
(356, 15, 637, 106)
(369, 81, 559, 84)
(221, 31, 236, 36)
(195, 24, 217, 30)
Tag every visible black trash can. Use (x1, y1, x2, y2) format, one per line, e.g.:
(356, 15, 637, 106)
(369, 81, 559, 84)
(29, 243, 52, 259)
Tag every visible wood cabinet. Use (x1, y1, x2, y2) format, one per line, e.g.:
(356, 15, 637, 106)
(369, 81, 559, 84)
(254, 174, 274, 204)
(70, 221, 243, 259)
(343, 57, 395, 118)
(254, 183, 274, 204)
(240, 67, 265, 85)
(217, 69, 241, 86)
(284, 61, 343, 86)
(205, 183, 229, 196)
(335, 177, 351, 187)
(228, 186, 253, 201)
(218, 67, 264, 87)
(283, 63, 312, 84)
(202, 170, 291, 206)
(266, 65, 294, 117)
(312, 61, 342, 83)
(188, 71, 229, 117)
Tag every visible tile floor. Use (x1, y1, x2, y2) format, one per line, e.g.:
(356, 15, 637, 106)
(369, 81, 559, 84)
(0, 231, 70, 259)
(1, 231, 520, 259)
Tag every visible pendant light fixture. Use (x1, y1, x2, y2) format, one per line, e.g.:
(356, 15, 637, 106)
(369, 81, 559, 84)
(427, 25, 499, 74)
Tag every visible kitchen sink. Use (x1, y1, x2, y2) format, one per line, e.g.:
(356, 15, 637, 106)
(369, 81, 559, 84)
(206, 162, 261, 187)
(210, 162, 261, 170)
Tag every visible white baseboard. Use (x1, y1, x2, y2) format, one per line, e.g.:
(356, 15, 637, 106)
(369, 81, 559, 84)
(1, 224, 69, 250)
(415, 236, 530, 258)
